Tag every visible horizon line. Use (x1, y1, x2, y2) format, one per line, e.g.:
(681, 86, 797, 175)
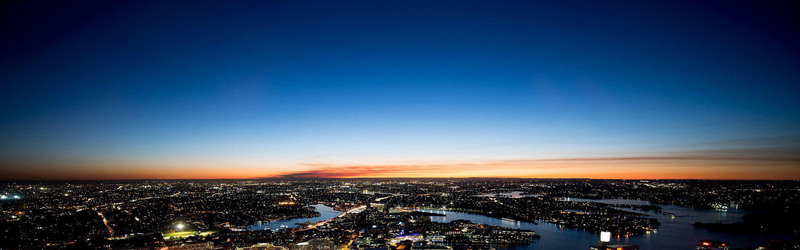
(1, 177, 799, 182)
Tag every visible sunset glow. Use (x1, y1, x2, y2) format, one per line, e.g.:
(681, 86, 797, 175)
(1, 0, 798, 180)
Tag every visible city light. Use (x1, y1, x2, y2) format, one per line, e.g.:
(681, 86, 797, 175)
(0, 179, 792, 249)
(600, 231, 611, 242)
(0, 0, 797, 249)
(277, 201, 296, 206)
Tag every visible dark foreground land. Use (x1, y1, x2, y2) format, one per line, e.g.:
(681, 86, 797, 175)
(1, 178, 798, 249)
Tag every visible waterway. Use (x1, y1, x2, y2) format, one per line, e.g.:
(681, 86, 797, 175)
(419, 198, 792, 249)
(247, 204, 342, 231)
(246, 200, 791, 249)
(474, 191, 541, 198)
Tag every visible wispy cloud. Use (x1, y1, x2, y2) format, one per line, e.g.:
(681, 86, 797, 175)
(2, 145, 798, 180)
(274, 148, 800, 179)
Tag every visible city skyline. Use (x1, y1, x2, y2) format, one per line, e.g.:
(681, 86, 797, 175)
(1, 0, 799, 180)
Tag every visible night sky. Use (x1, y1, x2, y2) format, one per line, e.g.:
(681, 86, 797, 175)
(1, 0, 799, 179)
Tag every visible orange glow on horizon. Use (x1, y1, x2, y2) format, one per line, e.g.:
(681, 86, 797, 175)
(1, 154, 798, 180)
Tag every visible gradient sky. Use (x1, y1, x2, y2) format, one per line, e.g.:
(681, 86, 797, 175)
(1, 0, 799, 180)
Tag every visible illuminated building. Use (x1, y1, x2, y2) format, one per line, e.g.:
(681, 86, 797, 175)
(695, 240, 730, 250)
(590, 231, 640, 250)
(600, 232, 611, 242)
(277, 201, 295, 206)
(166, 242, 213, 250)
(240, 243, 288, 250)
(390, 233, 423, 244)
(589, 244, 640, 250)
(296, 238, 336, 250)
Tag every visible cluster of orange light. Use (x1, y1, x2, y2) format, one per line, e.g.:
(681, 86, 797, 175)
(277, 201, 295, 206)
(700, 241, 726, 246)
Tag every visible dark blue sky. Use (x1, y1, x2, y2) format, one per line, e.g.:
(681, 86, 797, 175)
(1, 0, 798, 179)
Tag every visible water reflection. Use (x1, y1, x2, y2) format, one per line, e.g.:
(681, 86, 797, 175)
(474, 191, 540, 198)
(247, 204, 342, 231)
(419, 198, 791, 250)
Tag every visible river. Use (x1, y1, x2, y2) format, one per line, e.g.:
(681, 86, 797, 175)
(247, 204, 342, 231)
(419, 197, 792, 249)
(246, 199, 790, 249)
(475, 191, 541, 198)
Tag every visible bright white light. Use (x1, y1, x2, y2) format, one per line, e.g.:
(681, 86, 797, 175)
(0, 195, 6, 199)
(600, 231, 611, 242)
(176, 223, 185, 230)
(13, 195, 20, 199)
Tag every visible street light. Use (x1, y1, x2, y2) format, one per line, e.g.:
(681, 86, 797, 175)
(176, 223, 185, 231)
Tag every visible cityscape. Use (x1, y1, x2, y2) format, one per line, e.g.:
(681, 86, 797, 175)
(1, 179, 798, 249)
(1, 0, 799, 249)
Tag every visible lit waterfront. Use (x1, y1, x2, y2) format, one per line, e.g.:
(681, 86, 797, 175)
(247, 204, 343, 231)
(420, 198, 793, 249)
(2, 179, 798, 249)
